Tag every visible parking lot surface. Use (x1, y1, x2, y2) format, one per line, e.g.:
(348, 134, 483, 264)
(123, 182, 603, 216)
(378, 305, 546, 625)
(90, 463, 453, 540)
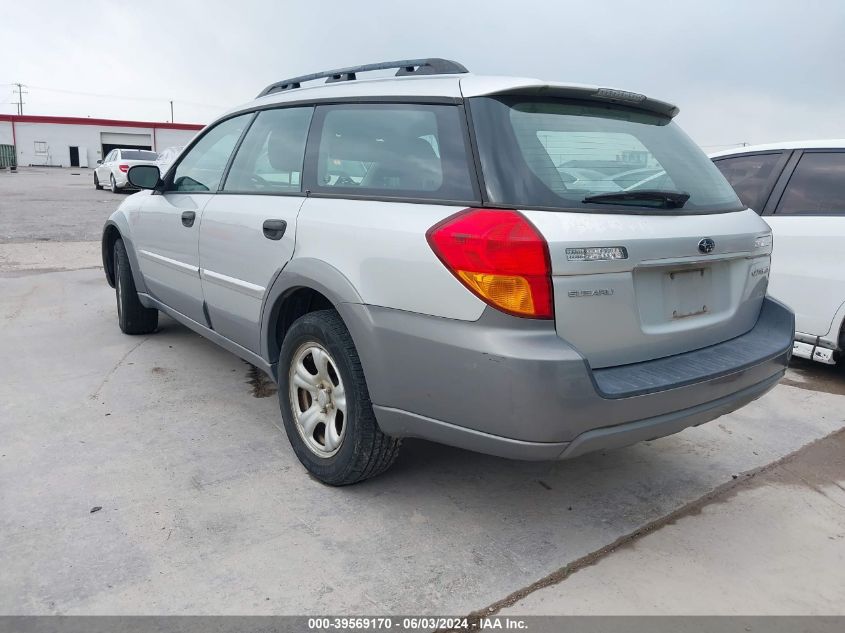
(0, 168, 124, 243)
(1, 168, 844, 615)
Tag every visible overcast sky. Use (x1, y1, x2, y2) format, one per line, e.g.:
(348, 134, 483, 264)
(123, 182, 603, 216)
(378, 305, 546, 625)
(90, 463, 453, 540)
(3, 0, 844, 150)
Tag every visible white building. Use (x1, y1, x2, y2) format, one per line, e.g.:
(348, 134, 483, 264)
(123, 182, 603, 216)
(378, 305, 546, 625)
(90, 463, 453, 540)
(0, 114, 204, 168)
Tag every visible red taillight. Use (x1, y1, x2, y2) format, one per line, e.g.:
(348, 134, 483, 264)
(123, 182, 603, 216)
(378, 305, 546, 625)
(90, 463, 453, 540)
(426, 208, 553, 319)
(118, 164, 129, 172)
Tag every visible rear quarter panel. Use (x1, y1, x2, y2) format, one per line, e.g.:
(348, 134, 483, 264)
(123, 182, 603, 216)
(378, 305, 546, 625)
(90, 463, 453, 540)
(293, 198, 486, 320)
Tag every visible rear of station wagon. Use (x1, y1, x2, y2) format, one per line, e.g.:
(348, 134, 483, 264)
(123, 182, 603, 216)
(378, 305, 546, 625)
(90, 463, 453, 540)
(104, 59, 794, 484)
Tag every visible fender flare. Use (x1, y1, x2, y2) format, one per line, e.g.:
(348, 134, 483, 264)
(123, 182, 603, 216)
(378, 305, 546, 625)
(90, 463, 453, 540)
(102, 218, 148, 294)
(822, 297, 845, 350)
(259, 257, 367, 371)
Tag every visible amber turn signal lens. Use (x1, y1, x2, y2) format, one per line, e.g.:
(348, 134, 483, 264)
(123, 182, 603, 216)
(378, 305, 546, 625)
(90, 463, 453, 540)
(456, 271, 536, 316)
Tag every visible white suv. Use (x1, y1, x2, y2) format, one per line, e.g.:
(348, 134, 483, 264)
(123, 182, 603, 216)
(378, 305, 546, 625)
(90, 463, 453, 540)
(712, 141, 845, 365)
(102, 59, 793, 485)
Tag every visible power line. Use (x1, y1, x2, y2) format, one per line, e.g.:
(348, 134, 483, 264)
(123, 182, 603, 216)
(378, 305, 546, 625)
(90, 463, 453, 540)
(26, 84, 227, 110)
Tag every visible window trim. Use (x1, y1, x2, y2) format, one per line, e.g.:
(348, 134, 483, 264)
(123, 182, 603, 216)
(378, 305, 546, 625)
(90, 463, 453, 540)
(466, 95, 746, 216)
(159, 111, 256, 195)
(218, 105, 315, 196)
(770, 149, 845, 217)
(157, 96, 467, 198)
(301, 101, 482, 206)
(712, 150, 791, 216)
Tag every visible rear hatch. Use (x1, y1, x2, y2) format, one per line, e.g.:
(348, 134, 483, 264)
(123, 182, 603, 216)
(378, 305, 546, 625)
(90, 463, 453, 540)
(467, 90, 773, 368)
(119, 149, 159, 173)
(526, 209, 771, 367)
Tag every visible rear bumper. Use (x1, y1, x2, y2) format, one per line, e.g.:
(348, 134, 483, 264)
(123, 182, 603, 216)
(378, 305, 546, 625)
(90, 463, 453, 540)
(343, 297, 794, 461)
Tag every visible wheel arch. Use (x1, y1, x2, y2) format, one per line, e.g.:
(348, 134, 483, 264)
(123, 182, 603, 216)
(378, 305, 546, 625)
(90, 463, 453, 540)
(101, 219, 148, 293)
(102, 223, 120, 287)
(261, 258, 366, 379)
(838, 309, 845, 352)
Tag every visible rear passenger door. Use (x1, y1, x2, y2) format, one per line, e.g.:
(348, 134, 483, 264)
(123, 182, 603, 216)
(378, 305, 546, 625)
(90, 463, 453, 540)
(763, 150, 845, 338)
(712, 151, 789, 214)
(98, 150, 116, 181)
(199, 106, 313, 353)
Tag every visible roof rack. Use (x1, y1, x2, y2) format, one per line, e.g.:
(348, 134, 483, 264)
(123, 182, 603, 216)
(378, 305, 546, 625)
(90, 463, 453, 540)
(256, 58, 469, 98)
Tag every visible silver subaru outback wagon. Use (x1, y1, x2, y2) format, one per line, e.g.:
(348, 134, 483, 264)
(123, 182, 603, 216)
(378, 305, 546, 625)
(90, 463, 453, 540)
(102, 58, 794, 485)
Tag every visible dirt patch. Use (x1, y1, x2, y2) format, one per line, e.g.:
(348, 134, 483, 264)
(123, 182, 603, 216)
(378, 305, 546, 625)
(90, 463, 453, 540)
(246, 363, 277, 398)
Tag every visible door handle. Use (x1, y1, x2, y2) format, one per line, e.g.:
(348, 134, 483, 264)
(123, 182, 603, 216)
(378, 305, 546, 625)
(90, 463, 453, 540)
(181, 210, 196, 227)
(262, 219, 287, 240)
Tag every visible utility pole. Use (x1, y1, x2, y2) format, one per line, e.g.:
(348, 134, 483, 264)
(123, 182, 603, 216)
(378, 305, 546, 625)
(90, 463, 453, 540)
(170, 100, 174, 123)
(12, 83, 27, 115)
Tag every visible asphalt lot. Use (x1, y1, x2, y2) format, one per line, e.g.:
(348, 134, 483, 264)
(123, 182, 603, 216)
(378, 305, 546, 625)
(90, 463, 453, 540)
(1, 168, 844, 615)
(0, 167, 125, 243)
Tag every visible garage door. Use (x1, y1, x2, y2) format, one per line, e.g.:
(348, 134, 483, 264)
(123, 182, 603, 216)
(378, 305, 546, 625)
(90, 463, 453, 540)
(101, 132, 152, 146)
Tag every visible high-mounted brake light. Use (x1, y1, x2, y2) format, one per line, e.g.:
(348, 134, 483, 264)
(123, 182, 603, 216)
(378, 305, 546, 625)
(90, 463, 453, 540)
(426, 208, 553, 319)
(118, 164, 129, 173)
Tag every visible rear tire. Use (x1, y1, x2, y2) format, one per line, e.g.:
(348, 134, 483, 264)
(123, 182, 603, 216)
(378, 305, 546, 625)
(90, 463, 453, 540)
(113, 238, 158, 335)
(278, 310, 400, 485)
(110, 174, 120, 194)
(94, 173, 103, 190)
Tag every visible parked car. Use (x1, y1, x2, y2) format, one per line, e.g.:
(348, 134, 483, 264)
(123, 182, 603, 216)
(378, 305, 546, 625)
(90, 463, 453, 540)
(94, 148, 158, 193)
(154, 146, 184, 176)
(102, 58, 794, 485)
(711, 141, 845, 365)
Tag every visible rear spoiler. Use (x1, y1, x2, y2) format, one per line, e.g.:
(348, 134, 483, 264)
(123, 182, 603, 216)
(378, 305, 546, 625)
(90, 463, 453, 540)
(459, 76, 680, 118)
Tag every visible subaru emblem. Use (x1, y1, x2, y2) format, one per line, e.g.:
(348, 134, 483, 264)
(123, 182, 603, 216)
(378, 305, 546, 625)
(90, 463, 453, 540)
(698, 238, 715, 254)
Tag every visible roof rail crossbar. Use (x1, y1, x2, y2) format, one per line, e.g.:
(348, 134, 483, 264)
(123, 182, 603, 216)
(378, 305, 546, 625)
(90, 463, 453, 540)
(256, 58, 468, 97)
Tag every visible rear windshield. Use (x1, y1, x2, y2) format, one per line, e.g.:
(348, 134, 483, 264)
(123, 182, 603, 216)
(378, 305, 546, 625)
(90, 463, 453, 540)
(121, 150, 157, 161)
(470, 97, 743, 213)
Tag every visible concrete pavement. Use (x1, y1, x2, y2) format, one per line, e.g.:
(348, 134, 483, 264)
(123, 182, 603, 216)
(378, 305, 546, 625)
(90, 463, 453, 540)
(0, 167, 128, 243)
(2, 259, 844, 615)
(501, 429, 845, 615)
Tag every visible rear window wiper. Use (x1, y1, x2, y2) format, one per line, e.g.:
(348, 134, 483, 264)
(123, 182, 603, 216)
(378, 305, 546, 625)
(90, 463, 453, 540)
(582, 190, 691, 209)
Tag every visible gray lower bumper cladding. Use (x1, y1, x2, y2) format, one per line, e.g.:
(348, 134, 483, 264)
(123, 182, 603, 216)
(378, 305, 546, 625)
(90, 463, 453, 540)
(342, 297, 794, 461)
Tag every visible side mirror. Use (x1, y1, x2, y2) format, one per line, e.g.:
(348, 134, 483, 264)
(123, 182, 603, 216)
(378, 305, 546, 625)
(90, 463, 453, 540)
(127, 164, 162, 190)
(96, 159, 103, 164)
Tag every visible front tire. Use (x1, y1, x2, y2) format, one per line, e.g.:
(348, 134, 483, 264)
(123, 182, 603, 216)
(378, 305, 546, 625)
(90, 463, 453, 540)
(278, 310, 400, 485)
(113, 238, 158, 334)
(94, 172, 103, 190)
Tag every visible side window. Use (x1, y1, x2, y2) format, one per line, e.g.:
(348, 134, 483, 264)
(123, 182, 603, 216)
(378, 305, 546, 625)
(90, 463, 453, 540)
(105, 150, 115, 163)
(776, 152, 845, 216)
(310, 103, 476, 201)
(170, 114, 251, 193)
(713, 152, 784, 212)
(223, 107, 313, 193)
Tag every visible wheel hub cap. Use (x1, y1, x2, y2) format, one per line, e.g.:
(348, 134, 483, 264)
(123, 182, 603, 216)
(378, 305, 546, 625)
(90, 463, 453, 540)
(288, 343, 347, 457)
(316, 387, 329, 410)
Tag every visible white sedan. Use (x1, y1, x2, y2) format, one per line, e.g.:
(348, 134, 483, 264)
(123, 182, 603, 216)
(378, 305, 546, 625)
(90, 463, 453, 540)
(94, 148, 158, 193)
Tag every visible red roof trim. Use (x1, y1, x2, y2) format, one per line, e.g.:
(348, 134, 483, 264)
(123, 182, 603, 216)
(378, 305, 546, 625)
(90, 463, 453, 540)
(0, 114, 204, 131)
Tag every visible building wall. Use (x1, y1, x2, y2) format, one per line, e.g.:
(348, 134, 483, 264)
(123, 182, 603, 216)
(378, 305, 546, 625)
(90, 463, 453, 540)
(155, 128, 200, 152)
(0, 121, 12, 146)
(0, 116, 203, 168)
